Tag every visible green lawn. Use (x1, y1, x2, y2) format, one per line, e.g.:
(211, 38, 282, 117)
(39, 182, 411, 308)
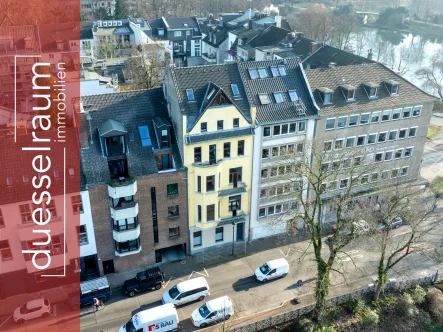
(431, 176, 443, 196)
(427, 125, 443, 139)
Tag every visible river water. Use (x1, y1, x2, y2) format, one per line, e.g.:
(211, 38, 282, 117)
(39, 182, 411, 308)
(349, 27, 443, 90)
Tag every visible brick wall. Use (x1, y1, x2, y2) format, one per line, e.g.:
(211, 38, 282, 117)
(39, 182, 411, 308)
(89, 169, 188, 275)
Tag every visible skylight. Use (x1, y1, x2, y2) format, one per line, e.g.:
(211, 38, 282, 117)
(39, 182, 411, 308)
(258, 94, 270, 105)
(207, 88, 216, 100)
(278, 65, 287, 76)
(274, 92, 283, 103)
(258, 68, 268, 78)
(138, 126, 152, 147)
(271, 67, 280, 77)
(186, 89, 195, 101)
(288, 90, 298, 101)
(248, 68, 258, 79)
(231, 84, 240, 97)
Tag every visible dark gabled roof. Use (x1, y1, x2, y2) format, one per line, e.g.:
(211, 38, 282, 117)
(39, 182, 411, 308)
(304, 63, 438, 116)
(185, 127, 255, 144)
(153, 117, 170, 128)
(80, 21, 94, 40)
(231, 26, 263, 41)
(80, 89, 184, 185)
(238, 58, 319, 124)
(165, 17, 201, 34)
(98, 119, 127, 137)
(248, 26, 291, 48)
(169, 63, 251, 132)
(202, 27, 229, 48)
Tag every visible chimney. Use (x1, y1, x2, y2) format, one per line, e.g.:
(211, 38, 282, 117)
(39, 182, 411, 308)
(309, 42, 320, 54)
(248, 19, 252, 30)
(367, 48, 373, 60)
(275, 15, 282, 28)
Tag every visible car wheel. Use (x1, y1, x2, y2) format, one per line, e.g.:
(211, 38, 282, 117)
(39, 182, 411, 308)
(225, 314, 231, 320)
(155, 283, 161, 290)
(16, 319, 25, 324)
(128, 291, 136, 297)
(262, 278, 268, 283)
(282, 273, 288, 278)
(200, 323, 208, 328)
(42, 312, 50, 318)
(198, 295, 205, 301)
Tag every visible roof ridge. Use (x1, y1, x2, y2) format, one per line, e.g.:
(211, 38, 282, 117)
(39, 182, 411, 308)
(81, 87, 162, 99)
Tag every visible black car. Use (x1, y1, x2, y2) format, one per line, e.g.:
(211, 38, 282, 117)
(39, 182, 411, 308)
(123, 267, 164, 297)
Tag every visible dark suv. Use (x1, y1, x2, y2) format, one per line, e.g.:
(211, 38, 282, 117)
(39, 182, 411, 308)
(123, 267, 164, 297)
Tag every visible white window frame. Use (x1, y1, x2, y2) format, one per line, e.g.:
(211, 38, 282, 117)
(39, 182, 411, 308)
(394, 149, 403, 159)
(378, 131, 388, 143)
(274, 92, 284, 103)
(348, 114, 358, 127)
(288, 90, 298, 101)
(359, 113, 370, 125)
(298, 121, 306, 132)
(392, 108, 401, 120)
(329, 180, 338, 191)
(402, 107, 412, 118)
(384, 150, 394, 161)
(356, 135, 366, 146)
(412, 105, 422, 117)
(174, 31, 182, 37)
(325, 118, 336, 130)
(361, 174, 369, 185)
(381, 170, 390, 179)
(346, 136, 356, 148)
(370, 172, 379, 182)
(404, 146, 413, 158)
(337, 116, 347, 128)
(401, 166, 409, 176)
(263, 126, 271, 137)
(339, 178, 349, 189)
(342, 159, 351, 169)
(367, 133, 377, 145)
(375, 152, 384, 163)
(408, 126, 418, 138)
(388, 130, 398, 141)
(399, 128, 408, 139)
(391, 168, 400, 178)
(371, 111, 381, 123)
(381, 110, 391, 122)
(324, 140, 333, 151)
(334, 138, 344, 150)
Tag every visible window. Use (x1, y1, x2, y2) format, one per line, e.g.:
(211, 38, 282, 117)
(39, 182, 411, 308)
(261, 168, 268, 178)
(167, 183, 178, 196)
(174, 31, 182, 37)
(339, 179, 349, 189)
(259, 208, 266, 218)
(390, 84, 399, 95)
(408, 127, 417, 138)
(385, 151, 393, 161)
(404, 147, 413, 157)
(389, 130, 398, 141)
(335, 139, 344, 150)
(321, 162, 329, 172)
(273, 126, 281, 136)
(395, 149, 403, 159)
(288, 90, 298, 101)
(391, 169, 399, 178)
(401, 166, 409, 176)
(260, 189, 267, 198)
(357, 135, 366, 146)
(326, 118, 336, 130)
(0, 240, 12, 261)
(223, 142, 230, 158)
(360, 113, 370, 125)
(378, 132, 387, 143)
(258, 68, 268, 78)
(272, 147, 279, 157)
(298, 121, 306, 132)
(263, 126, 271, 137)
(281, 124, 289, 135)
(71, 195, 83, 214)
(186, 89, 195, 101)
(194, 147, 202, 163)
(197, 176, 201, 192)
(258, 94, 270, 105)
(322, 92, 333, 104)
(168, 205, 179, 218)
(217, 120, 224, 130)
(381, 110, 391, 122)
(342, 159, 351, 168)
(381, 170, 390, 179)
(197, 205, 202, 221)
(238, 140, 245, 156)
(274, 92, 284, 103)
(229, 167, 242, 184)
(270, 66, 279, 77)
(354, 156, 363, 166)
(169, 226, 180, 238)
(403, 107, 411, 118)
(138, 126, 152, 148)
(158, 28, 164, 36)
(201, 122, 207, 132)
(209, 144, 217, 164)
(206, 176, 215, 192)
(19, 204, 32, 224)
(361, 175, 369, 185)
(349, 115, 358, 126)
(332, 160, 340, 170)
(268, 186, 276, 196)
(413, 106, 422, 117)
(329, 180, 338, 190)
(193, 231, 202, 246)
(345, 88, 355, 101)
(289, 123, 296, 133)
(231, 84, 240, 97)
(371, 173, 379, 182)
(278, 66, 287, 76)
(371, 111, 380, 123)
(367, 133, 377, 145)
(233, 118, 239, 127)
(368, 86, 378, 98)
(337, 116, 347, 128)
(215, 227, 224, 242)
(399, 128, 407, 139)
(324, 140, 332, 151)
(207, 205, 215, 221)
(77, 225, 88, 245)
(375, 153, 383, 162)
(248, 68, 259, 79)
(262, 148, 269, 159)
(268, 206, 275, 215)
(0, 209, 3, 228)
(392, 108, 401, 120)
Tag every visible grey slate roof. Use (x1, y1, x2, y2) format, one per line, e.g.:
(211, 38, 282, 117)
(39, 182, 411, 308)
(98, 119, 127, 137)
(304, 63, 438, 116)
(80, 89, 184, 186)
(185, 127, 255, 144)
(237, 58, 319, 124)
(169, 63, 251, 132)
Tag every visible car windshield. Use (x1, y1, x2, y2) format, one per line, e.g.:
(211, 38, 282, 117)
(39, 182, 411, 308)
(19, 304, 27, 314)
(259, 263, 271, 275)
(198, 304, 211, 318)
(169, 285, 180, 299)
(125, 319, 137, 332)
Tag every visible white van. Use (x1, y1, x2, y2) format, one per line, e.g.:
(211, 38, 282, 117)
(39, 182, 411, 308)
(119, 303, 180, 332)
(162, 277, 210, 306)
(191, 296, 234, 328)
(254, 258, 289, 282)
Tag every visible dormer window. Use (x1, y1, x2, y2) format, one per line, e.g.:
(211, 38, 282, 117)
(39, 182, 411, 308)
(318, 87, 333, 105)
(238, 39, 242, 46)
(273, 92, 283, 103)
(248, 68, 258, 79)
(258, 94, 270, 105)
(363, 82, 379, 99)
(158, 28, 164, 36)
(258, 68, 268, 78)
(340, 84, 356, 102)
(186, 89, 195, 101)
(385, 80, 399, 96)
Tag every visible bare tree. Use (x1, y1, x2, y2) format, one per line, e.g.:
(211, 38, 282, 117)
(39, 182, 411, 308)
(415, 49, 443, 101)
(363, 182, 438, 301)
(295, 4, 333, 42)
(330, 12, 357, 51)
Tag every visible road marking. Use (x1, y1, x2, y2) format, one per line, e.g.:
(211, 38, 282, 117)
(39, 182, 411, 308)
(279, 245, 309, 257)
(163, 276, 172, 289)
(0, 315, 11, 328)
(336, 250, 362, 262)
(188, 268, 209, 280)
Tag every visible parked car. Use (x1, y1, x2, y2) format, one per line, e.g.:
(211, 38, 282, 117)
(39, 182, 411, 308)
(124, 266, 164, 297)
(162, 277, 210, 307)
(379, 216, 404, 230)
(254, 258, 289, 282)
(119, 303, 180, 332)
(68, 276, 111, 310)
(13, 299, 51, 324)
(191, 296, 234, 328)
